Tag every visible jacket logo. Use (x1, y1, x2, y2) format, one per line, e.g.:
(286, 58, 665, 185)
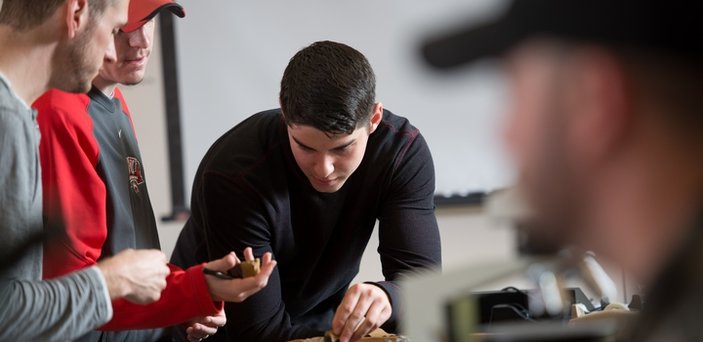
(127, 157, 144, 193)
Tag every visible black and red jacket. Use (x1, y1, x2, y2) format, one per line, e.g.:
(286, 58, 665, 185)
(34, 87, 221, 338)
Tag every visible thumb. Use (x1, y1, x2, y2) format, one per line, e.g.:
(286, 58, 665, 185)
(205, 252, 238, 272)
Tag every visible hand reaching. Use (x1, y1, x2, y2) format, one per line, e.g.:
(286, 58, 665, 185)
(184, 309, 226, 342)
(332, 283, 392, 342)
(96, 248, 170, 304)
(203, 247, 277, 302)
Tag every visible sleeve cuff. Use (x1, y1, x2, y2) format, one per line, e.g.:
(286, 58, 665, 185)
(88, 265, 113, 321)
(187, 264, 225, 314)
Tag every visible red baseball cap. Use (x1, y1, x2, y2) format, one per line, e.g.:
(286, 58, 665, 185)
(122, 0, 185, 33)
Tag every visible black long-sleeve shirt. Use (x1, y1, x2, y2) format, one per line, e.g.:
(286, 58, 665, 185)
(173, 108, 441, 341)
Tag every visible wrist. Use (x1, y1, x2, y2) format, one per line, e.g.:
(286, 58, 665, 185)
(363, 282, 392, 302)
(204, 275, 224, 302)
(97, 262, 128, 300)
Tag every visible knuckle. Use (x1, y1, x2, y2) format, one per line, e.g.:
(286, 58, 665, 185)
(348, 284, 362, 294)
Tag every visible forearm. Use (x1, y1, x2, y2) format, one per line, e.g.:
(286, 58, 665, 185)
(100, 264, 222, 330)
(0, 266, 112, 341)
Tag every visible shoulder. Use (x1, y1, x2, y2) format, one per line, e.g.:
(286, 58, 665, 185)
(33, 89, 91, 114)
(237, 109, 284, 134)
(365, 109, 433, 178)
(199, 109, 285, 175)
(0, 88, 36, 145)
(377, 109, 419, 136)
(113, 87, 131, 117)
(0, 85, 31, 128)
(208, 109, 283, 153)
(34, 89, 92, 128)
(371, 109, 426, 154)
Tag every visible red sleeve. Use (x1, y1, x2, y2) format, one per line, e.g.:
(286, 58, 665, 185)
(100, 264, 223, 330)
(35, 90, 107, 279)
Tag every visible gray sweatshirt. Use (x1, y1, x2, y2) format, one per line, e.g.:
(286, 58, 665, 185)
(0, 74, 113, 340)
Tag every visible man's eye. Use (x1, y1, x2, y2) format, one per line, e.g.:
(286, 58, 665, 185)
(334, 144, 353, 154)
(333, 147, 350, 154)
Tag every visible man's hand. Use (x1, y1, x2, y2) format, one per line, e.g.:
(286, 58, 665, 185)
(204, 247, 277, 302)
(332, 284, 392, 342)
(184, 310, 227, 342)
(96, 248, 170, 304)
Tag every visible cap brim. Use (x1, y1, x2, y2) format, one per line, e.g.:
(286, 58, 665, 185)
(122, 3, 186, 33)
(421, 17, 519, 69)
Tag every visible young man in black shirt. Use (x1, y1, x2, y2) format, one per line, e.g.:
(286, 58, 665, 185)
(172, 40, 441, 342)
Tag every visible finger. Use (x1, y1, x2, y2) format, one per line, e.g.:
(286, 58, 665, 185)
(262, 252, 272, 264)
(195, 324, 218, 336)
(205, 252, 237, 272)
(186, 323, 212, 340)
(340, 294, 373, 342)
(192, 320, 219, 335)
(152, 250, 168, 264)
(351, 300, 385, 341)
(243, 247, 254, 261)
(211, 258, 277, 303)
(258, 254, 276, 279)
(202, 312, 227, 327)
(333, 287, 362, 335)
(159, 264, 170, 278)
(187, 335, 206, 342)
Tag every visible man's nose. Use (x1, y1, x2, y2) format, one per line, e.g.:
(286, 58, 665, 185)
(314, 154, 334, 178)
(129, 26, 150, 49)
(104, 38, 118, 63)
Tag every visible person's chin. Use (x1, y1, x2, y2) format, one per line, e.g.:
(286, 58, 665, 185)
(310, 177, 345, 193)
(119, 73, 146, 86)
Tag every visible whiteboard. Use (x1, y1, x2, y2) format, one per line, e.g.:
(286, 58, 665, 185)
(174, 0, 514, 199)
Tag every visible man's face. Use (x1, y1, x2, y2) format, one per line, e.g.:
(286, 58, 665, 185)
(97, 19, 156, 86)
(503, 43, 587, 244)
(287, 123, 372, 193)
(51, 0, 128, 92)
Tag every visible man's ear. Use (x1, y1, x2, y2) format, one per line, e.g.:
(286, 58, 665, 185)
(568, 48, 632, 167)
(279, 98, 286, 119)
(64, 0, 89, 39)
(368, 102, 384, 134)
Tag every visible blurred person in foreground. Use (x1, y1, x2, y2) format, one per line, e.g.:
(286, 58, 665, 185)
(33, 0, 277, 341)
(172, 40, 441, 342)
(0, 0, 175, 340)
(423, 0, 702, 340)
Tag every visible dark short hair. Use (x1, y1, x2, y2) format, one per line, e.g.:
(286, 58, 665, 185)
(0, 0, 118, 31)
(615, 48, 703, 139)
(280, 41, 376, 135)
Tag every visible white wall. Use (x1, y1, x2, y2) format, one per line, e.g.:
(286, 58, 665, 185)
(173, 0, 515, 199)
